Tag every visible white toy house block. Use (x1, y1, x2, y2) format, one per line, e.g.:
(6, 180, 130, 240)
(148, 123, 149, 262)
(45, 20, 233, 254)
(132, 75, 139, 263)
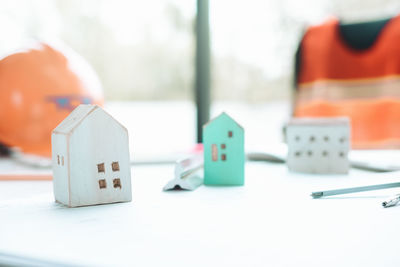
(52, 105, 132, 207)
(286, 117, 350, 174)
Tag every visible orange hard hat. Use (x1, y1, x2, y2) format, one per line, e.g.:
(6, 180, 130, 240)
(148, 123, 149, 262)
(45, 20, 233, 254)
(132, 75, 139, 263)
(0, 42, 104, 157)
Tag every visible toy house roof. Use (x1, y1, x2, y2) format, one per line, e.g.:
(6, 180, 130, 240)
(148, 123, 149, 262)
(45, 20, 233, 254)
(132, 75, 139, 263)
(53, 105, 126, 135)
(288, 117, 350, 126)
(203, 112, 244, 130)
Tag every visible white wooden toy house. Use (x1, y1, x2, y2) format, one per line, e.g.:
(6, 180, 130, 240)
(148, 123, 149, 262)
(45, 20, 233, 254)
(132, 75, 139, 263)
(286, 117, 350, 174)
(52, 105, 132, 207)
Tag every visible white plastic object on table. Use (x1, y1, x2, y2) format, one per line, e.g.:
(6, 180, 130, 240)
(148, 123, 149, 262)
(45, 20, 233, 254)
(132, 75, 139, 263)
(163, 154, 204, 191)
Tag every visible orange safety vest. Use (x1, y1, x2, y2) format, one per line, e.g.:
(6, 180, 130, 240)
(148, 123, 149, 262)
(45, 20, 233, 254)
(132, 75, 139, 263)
(294, 16, 400, 149)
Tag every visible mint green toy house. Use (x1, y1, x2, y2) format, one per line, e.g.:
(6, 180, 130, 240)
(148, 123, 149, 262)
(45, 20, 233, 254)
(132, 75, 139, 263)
(203, 112, 245, 185)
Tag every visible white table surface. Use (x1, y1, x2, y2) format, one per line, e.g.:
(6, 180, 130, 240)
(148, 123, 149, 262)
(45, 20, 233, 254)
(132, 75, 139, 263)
(1, 161, 400, 267)
(1, 101, 400, 266)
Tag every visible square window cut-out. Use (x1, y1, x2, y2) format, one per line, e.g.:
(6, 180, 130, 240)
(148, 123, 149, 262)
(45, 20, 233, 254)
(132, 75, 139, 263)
(97, 163, 105, 173)
(113, 178, 121, 189)
(112, 162, 120, 171)
(228, 131, 233, 138)
(221, 154, 227, 161)
(221, 144, 226, 149)
(99, 179, 107, 189)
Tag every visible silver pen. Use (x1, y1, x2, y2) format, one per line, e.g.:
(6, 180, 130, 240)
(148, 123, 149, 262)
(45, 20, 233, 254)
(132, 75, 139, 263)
(311, 182, 400, 198)
(382, 194, 400, 208)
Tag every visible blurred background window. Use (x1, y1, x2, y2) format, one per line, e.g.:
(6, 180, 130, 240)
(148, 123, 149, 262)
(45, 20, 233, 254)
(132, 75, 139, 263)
(0, 0, 196, 101)
(210, 0, 400, 102)
(1, 0, 399, 103)
(1, 0, 400, 160)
